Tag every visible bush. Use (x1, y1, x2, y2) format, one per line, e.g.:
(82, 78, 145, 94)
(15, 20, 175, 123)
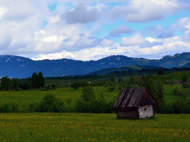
(171, 100, 190, 114)
(0, 102, 19, 113)
(182, 76, 188, 82)
(173, 87, 185, 96)
(19, 81, 32, 90)
(182, 82, 190, 88)
(41, 88, 48, 91)
(38, 94, 65, 112)
(156, 102, 172, 113)
(76, 93, 114, 113)
(45, 84, 56, 90)
(26, 102, 39, 112)
(81, 86, 95, 102)
(71, 81, 80, 90)
(108, 86, 115, 92)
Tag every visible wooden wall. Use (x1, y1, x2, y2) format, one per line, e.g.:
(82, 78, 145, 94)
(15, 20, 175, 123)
(138, 105, 154, 119)
(116, 108, 139, 119)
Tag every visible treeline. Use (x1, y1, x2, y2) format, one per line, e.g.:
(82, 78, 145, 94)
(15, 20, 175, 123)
(0, 72, 45, 91)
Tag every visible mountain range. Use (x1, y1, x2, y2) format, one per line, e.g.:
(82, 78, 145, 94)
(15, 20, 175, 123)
(0, 52, 190, 78)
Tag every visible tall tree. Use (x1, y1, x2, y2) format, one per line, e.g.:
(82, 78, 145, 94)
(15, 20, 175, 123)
(38, 72, 45, 88)
(32, 72, 38, 88)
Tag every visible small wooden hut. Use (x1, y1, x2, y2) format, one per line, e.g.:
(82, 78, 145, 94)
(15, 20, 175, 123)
(113, 88, 158, 119)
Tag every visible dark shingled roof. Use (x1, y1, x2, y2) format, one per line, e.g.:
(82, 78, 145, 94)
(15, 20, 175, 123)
(113, 88, 158, 108)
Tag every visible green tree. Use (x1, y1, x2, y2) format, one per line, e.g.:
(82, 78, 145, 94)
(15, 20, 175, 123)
(12, 79, 19, 90)
(31, 72, 45, 88)
(81, 86, 95, 102)
(110, 77, 116, 83)
(32, 73, 38, 88)
(38, 94, 65, 112)
(38, 72, 45, 88)
(182, 76, 188, 83)
(1, 77, 11, 90)
(141, 77, 164, 104)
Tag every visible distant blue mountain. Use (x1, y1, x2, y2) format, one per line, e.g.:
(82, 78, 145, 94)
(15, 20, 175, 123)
(89, 65, 165, 75)
(0, 52, 190, 78)
(182, 62, 190, 68)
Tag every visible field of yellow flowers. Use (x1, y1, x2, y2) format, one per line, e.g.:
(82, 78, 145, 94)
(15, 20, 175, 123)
(0, 113, 189, 142)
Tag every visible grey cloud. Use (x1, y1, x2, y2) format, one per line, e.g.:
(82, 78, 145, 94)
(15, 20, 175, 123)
(157, 31, 174, 38)
(64, 3, 99, 24)
(72, 38, 102, 50)
(109, 25, 133, 37)
(143, 25, 163, 36)
(110, 0, 190, 23)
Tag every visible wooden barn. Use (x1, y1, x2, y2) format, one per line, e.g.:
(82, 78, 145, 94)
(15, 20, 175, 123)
(113, 88, 158, 119)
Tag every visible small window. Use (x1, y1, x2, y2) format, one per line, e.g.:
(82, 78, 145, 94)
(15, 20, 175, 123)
(144, 108, 147, 111)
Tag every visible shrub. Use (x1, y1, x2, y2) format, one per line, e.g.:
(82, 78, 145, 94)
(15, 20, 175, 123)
(171, 100, 190, 114)
(19, 81, 32, 90)
(182, 82, 190, 88)
(71, 81, 80, 90)
(182, 76, 188, 82)
(45, 84, 56, 90)
(173, 88, 185, 96)
(0, 102, 18, 113)
(41, 88, 48, 91)
(108, 86, 115, 92)
(81, 86, 95, 102)
(26, 102, 40, 112)
(76, 93, 114, 113)
(38, 94, 65, 112)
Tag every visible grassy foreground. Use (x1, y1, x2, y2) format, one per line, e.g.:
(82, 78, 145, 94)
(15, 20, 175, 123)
(0, 113, 189, 142)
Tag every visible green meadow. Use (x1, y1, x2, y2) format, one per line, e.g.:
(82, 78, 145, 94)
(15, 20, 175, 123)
(0, 113, 189, 142)
(0, 71, 189, 142)
(0, 84, 184, 111)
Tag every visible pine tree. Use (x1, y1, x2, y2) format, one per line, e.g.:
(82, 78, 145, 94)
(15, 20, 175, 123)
(38, 72, 45, 88)
(32, 72, 38, 88)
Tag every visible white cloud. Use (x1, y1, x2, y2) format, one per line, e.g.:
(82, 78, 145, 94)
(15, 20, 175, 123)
(32, 34, 190, 61)
(101, 39, 113, 46)
(121, 33, 145, 46)
(0, 7, 6, 19)
(0, 26, 12, 49)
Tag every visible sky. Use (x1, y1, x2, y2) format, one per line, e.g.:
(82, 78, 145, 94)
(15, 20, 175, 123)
(0, 0, 190, 61)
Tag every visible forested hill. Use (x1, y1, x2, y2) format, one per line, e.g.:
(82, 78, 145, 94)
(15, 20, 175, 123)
(0, 52, 190, 78)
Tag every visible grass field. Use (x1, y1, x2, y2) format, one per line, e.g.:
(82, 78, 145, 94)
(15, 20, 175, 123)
(0, 85, 184, 111)
(163, 84, 184, 104)
(0, 86, 118, 111)
(0, 113, 189, 142)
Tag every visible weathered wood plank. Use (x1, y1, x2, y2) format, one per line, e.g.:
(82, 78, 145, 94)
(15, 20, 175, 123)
(138, 105, 153, 119)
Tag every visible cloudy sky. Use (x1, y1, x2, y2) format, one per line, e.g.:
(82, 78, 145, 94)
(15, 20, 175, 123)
(0, 0, 190, 61)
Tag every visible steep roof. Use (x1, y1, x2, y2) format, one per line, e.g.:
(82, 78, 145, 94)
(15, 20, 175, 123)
(113, 88, 158, 108)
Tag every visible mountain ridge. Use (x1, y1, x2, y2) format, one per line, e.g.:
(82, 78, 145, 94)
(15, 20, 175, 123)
(0, 52, 190, 78)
